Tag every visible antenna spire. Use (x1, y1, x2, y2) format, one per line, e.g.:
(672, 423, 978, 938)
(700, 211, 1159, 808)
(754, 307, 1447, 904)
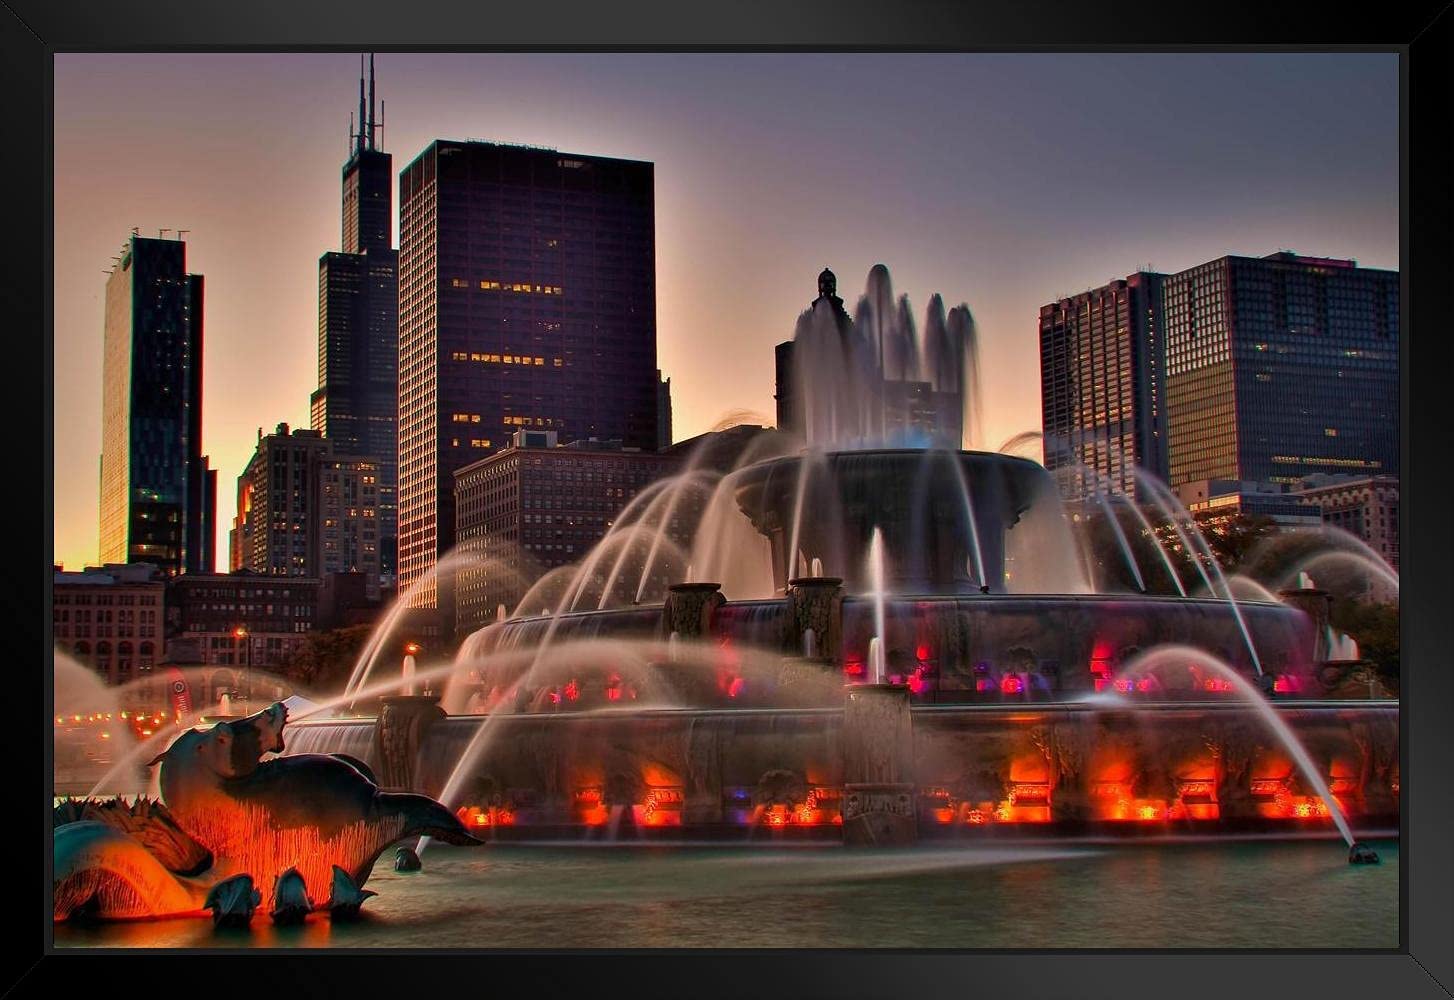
(367, 53, 377, 151)
(356, 55, 367, 156)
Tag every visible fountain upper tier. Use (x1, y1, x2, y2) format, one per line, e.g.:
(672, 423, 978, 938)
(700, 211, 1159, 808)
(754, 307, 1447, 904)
(733, 448, 1081, 595)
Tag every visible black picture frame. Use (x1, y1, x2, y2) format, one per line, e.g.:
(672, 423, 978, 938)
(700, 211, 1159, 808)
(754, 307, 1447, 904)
(10, 2, 1452, 997)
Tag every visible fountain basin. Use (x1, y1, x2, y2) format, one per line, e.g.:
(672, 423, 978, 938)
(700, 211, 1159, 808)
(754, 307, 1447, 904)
(285, 699, 1399, 839)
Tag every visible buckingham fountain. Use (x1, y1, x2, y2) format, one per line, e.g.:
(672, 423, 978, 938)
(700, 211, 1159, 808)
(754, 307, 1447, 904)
(291, 266, 1399, 848)
(54, 265, 1398, 924)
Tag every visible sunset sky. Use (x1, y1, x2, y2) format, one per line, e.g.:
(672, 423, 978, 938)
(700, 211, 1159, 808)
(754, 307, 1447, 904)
(52, 52, 1398, 571)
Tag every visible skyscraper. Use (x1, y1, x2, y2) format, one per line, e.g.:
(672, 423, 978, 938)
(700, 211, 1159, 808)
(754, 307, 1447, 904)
(99, 234, 216, 575)
(656, 369, 673, 448)
(228, 423, 382, 599)
(1039, 252, 1398, 498)
(396, 139, 658, 629)
(1162, 252, 1398, 487)
(1039, 271, 1167, 497)
(311, 55, 398, 586)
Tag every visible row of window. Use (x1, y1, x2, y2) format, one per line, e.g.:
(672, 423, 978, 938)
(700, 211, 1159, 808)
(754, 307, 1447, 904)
(447, 279, 565, 295)
(54, 591, 161, 605)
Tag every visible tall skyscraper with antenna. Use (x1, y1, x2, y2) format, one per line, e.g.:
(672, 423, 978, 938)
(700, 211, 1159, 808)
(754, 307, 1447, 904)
(311, 54, 399, 587)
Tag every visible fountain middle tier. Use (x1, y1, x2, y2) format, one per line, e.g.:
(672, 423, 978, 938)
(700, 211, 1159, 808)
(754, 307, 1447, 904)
(463, 591, 1319, 707)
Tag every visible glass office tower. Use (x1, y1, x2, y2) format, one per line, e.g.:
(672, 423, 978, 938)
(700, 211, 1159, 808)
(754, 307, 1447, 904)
(98, 234, 216, 575)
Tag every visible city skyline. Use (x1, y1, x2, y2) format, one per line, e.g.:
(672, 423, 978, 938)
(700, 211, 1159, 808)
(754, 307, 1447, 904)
(53, 52, 1399, 571)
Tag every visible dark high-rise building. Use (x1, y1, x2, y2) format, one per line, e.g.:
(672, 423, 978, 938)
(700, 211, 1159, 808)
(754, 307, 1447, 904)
(1163, 252, 1398, 487)
(228, 423, 382, 600)
(1039, 271, 1167, 497)
(311, 55, 398, 586)
(397, 139, 658, 628)
(774, 341, 796, 433)
(99, 234, 216, 576)
(656, 370, 673, 448)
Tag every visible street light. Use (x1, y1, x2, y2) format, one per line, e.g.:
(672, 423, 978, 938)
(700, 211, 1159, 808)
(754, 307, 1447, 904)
(402, 642, 422, 696)
(234, 627, 251, 714)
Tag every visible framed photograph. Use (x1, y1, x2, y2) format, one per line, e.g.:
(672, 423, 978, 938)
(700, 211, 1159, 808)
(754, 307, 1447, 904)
(14, 1, 1452, 996)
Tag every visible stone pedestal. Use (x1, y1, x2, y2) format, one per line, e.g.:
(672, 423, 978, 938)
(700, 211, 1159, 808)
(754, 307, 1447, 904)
(660, 582, 725, 639)
(1278, 587, 1333, 663)
(841, 683, 917, 846)
(785, 577, 844, 660)
(375, 695, 445, 793)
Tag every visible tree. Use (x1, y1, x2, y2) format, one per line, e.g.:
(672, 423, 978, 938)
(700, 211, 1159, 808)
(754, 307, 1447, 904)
(1330, 597, 1400, 689)
(279, 624, 376, 697)
(1192, 512, 1280, 574)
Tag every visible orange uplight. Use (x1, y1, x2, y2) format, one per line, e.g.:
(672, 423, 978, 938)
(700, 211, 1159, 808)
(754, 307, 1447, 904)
(575, 787, 608, 826)
(404, 642, 421, 655)
(1009, 782, 1050, 804)
(1250, 777, 1287, 797)
(1291, 796, 1331, 818)
(1136, 802, 1165, 821)
(234, 627, 247, 639)
(920, 786, 957, 824)
(1174, 778, 1220, 821)
(635, 787, 683, 827)
(456, 804, 515, 828)
(1097, 791, 1168, 822)
(789, 787, 839, 826)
